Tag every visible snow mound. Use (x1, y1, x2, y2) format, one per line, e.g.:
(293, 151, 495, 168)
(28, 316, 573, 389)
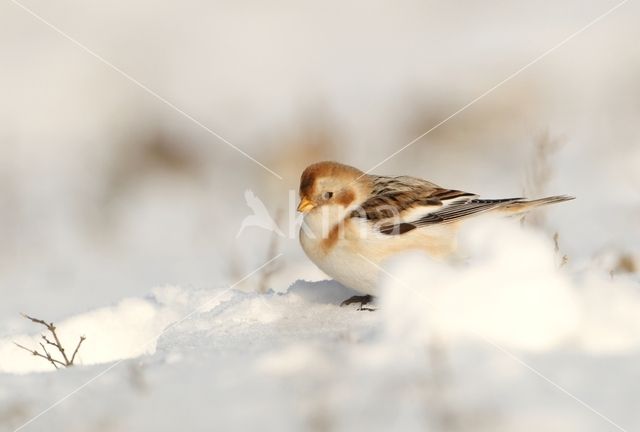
(0, 286, 229, 374)
(0, 280, 363, 375)
(378, 219, 640, 352)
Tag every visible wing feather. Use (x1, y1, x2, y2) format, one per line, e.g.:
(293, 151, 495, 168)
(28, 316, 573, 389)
(353, 175, 529, 235)
(413, 198, 523, 227)
(351, 175, 571, 235)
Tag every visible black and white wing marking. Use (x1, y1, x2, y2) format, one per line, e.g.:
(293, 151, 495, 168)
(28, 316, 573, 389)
(353, 175, 572, 235)
(375, 197, 524, 235)
(412, 197, 524, 226)
(358, 175, 477, 219)
(353, 175, 525, 235)
(352, 175, 512, 234)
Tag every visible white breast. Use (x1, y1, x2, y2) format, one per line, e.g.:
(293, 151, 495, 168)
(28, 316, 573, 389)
(299, 221, 380, 294)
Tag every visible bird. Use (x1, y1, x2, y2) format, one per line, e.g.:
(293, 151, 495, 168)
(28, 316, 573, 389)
(296, 161, 573, 308)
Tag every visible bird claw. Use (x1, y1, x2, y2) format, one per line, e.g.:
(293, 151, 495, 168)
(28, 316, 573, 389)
(340, 295, 376, 311)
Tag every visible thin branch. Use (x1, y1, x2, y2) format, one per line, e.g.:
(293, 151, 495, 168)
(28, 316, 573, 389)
(39, 342, 51, 358)
(42, 334, 57, 348)
(49, 327, 69, 364)
(14, 342, 38, 356)
(38, 342, 60, 369)
(21, 313, 53, 330)
(21, 313, 70, 364)
(15, 314, 87, 368)
(14, 342, 65, 369)
(70, 336, 86, 365)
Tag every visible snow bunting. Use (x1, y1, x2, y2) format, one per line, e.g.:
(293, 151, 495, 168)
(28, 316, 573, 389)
(297, 161, 573, 307)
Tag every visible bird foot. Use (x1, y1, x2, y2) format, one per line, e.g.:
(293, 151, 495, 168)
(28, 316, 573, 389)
(340, 295, 376, 311)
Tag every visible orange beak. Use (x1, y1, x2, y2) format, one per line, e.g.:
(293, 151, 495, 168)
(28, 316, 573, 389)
(297, 197, 316, 213)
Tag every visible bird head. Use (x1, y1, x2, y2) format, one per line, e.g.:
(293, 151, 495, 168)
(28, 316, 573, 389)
(297, 161, 370, 214)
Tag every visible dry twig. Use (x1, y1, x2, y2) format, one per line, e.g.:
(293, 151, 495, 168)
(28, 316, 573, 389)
(14, 313, 86, 369)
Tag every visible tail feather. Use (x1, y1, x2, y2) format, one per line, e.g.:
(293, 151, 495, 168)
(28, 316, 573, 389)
(500, 195, 575, 213)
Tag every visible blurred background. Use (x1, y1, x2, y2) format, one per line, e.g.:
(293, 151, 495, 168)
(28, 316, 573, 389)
(1, 0, 639, 331)
(0, 0, 639, 428)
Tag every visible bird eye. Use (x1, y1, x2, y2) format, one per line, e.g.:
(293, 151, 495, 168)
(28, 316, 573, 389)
(323, 191, 334, 200)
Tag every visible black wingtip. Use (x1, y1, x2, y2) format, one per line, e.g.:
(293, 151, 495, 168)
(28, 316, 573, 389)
(551, 195, 576, 202)
(379, 223, 417, 235)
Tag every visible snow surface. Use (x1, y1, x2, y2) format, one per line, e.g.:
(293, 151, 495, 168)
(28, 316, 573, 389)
(1, 221, 639, 431)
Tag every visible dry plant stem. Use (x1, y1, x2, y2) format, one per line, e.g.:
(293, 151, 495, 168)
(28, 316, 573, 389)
(70, 336, 87, 364)
(22, 313, 70, 364)
(553, 232, 569, 267)
(13, 342, 64, 369)
(15, 313, 86, 369)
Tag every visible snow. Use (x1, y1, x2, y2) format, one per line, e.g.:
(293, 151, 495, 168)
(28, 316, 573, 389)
(0, 286, 220, 374)
(379, 219, 581, 352)
(1, 223, 639, 431)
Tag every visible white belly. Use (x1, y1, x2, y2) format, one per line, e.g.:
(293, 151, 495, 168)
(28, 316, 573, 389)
(300, 229, 380, 295)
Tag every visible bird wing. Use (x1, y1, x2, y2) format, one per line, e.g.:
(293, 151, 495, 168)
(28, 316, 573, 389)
(353, 175, 523, 235)
(355, 175, 476, 221)
(410, 197, 524, 226)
